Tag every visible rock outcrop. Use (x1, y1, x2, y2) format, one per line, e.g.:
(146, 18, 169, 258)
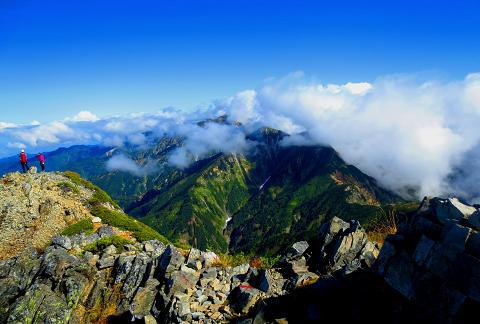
(0, 171, 94, 259)
(0, 216, 377, 323)
(376, 197, 480, 323)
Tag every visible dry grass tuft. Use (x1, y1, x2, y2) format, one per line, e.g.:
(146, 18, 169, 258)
(367, 208, 398, 244)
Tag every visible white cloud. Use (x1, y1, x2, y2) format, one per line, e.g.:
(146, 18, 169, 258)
(0, 122, 17, 130)
(14, 121, 76, 146)
(168, 123, 251, 169)
(1, 73, 480, 202)
(106, 154, 158, 176)
(343, 82, 373, 95)
(216, 73, 480, 200)
(7, 142, 26, 149)
(67, 110, 100, 122)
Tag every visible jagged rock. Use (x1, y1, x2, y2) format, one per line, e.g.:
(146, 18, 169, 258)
(123, 253, 152, 300)
(103, 244, 117, 255)
(52, 236, 73, 250)
(130, 278, 160, 318)
(192, 311, 206, 320)
(97, 255, 116, 269)
(151, 290, 170, 319)
(201, 251, 219, 267)
(7, 283, 70, 323)
(166, 270, 199, 296)
(39, 246, 78, 281)
(81, 251, 96, 265)
(113, 254, 136, 283)
(431, 197, 477, 224)
(383, 251, 415, 299)
(180, 264, 197, 275)
(0, 249, 41, 321)
(97, 225, 115, 238)
(158, 245, 185, 275)
(442, 223, 471, 250)
(375, 241, 397, 275)
(285, 256, 308, 274)
(467, 210, 480, 230)
(427, 243, 462, 280)
(315, 217, 371, 275)
(143, 240, 166, 257)
(319, 216, 351, 246)
(376, 197, 480, 322)
(229, 284, 262, 315)
(258, 269, 272, 293)
(360, 241, 380, 268)
(413, 235, 435, 266)
(59, 267, 93, 311)
(201, 267, 219, 279)
(186, 248, 203, 270)
(232, 263, 250, 276)
(285, 241, 309, 260)
(70, 232, 100, 247)
(177, 301, 191, 318)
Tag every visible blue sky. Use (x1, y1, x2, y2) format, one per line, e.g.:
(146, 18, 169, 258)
(1, 0, 479, 124)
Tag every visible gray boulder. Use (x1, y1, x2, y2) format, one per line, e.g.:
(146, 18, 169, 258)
(229, 284, 262, 315)
(467, 210, 480, 230)
(258, 269, 272, 293)
(52, 236, 72, 250)
(129, 278, 160, 318)
(431, 198, 477, 224)
(315, 217, 371, 274)
(97, 255, 116, 269)
(166, 269, 198, 296)
(122, 253, 152, 300)
(284, 241, 309, 260)
(158, 245, 185, 276)
(186, 248, 202, 270)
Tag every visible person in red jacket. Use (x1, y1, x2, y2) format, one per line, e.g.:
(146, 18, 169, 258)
(19, 149, 29, 173)
(36, 153, 45, 172)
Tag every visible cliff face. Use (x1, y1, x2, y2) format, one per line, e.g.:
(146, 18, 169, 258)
(376, 197, 480, 323)
(0, 170, 94, 259)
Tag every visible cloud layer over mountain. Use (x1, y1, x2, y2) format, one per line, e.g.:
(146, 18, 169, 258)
(1, 72, 480, 202)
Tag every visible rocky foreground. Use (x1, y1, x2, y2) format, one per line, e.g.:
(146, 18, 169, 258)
(1, 170, 480, 323)
(0, 214, 379, 323)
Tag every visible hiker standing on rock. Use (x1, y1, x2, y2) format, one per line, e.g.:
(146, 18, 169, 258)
(19, 149, 29, 173)
(36, 153, 45, 172)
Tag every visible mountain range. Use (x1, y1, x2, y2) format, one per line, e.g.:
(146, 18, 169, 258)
(0, 122, 412, 255)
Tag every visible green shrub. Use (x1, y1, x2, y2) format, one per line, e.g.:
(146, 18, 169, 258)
(61, 219, 94, 236)
(57, 181, 80, 194)
(212, 252, 280, 269)
(90, 206, 169, 244)
(84, 235, 133, 254)
(63, 171, 120, 209)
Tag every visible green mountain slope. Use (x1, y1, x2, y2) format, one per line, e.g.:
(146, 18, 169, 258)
(227, 145, 400, 255)
(128, 128, 404, 254)
(129, 153, 253, 251)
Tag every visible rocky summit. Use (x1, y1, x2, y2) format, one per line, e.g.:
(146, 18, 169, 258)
(0, 169, 94, 259)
